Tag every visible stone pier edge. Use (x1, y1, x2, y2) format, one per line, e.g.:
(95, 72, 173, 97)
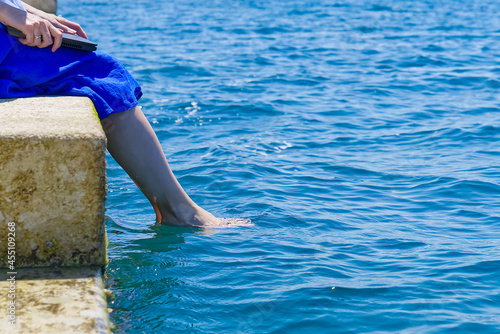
(0, 96, 111, 333)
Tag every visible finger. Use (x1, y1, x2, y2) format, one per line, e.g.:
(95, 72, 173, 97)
(33, 22, 42, 47)
(38, 22, 52, 48)
(50, 25, 63, 52)
(23, 24, 35, 45)
(59, 25, 77, 35)
(56, 17, 87, 39)
(69, 23, 87, 39)
(50, 20, 77, 35)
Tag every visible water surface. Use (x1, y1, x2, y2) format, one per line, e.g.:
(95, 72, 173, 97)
(60, 0, 500, 332)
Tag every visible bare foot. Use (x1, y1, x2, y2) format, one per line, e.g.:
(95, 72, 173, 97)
(160, 205, 253, 228)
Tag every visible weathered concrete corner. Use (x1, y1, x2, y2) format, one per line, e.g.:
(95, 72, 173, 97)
(0, 97, 107, 267)
(0, 267, 110, 333)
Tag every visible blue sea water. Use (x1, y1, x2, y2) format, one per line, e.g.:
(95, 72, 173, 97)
(61, 0, 500, 332)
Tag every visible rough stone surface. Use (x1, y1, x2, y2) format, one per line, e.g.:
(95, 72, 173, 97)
(0, 267, 110, 333)
(23, 0, 57, 13)
(0, 97, 107, 267)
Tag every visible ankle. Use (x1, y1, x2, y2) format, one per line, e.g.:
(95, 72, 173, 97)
(159, 201, 199, 226)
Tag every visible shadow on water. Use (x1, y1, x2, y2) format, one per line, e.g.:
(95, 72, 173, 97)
(104, 216, 227, 330)
(105, 216, 222, 253)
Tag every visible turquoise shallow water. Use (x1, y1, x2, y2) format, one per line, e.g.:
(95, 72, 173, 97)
(62, 0, 500, 332)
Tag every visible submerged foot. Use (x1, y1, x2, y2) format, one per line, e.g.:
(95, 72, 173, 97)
(160, 205, 252, 228)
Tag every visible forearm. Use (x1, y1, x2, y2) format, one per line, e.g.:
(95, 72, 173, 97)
(0, 2, 27, 30)
(21, 1, 52, 20)
(0, 1, 52, 26)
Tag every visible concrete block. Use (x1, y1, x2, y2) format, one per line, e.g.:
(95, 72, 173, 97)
(0, 266, 110, 333)
(23, 0, 57, 13)
(0, 97, 107, 267)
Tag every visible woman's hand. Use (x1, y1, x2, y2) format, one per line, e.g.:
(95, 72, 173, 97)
(47, 15, 87, 39)
(19, 2, 88, 52)
(0, 1, 88, 52)
(19, 12, 64, 52)
(24, 3, 88, 39)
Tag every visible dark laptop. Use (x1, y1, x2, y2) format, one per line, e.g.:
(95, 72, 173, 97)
(4, 26, 97, 51)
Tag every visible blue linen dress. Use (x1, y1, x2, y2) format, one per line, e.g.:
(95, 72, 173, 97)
(0, 0, 142, 120)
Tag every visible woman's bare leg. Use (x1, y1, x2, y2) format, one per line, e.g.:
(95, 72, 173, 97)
(101, 105, 223, 227)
